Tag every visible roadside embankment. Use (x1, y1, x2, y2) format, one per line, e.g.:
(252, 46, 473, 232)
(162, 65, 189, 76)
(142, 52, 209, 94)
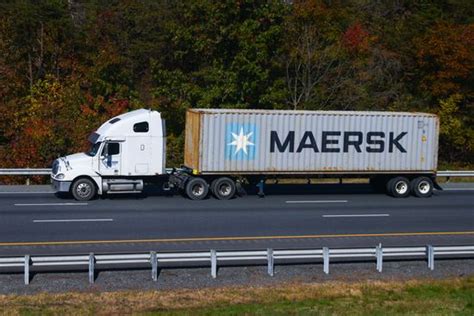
(0, 277, 472, 315)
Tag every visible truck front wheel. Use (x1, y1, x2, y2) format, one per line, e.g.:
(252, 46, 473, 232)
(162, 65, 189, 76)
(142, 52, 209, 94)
(71, 178, 97, 201)
(185, 177, 209, 200)
(411, 177, 433, 198)
(211, 177, 236, 200)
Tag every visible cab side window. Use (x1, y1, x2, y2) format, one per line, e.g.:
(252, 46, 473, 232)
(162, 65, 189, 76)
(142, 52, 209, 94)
(102, 143, 120, 156)
(108, 143, 120, 155)
(133, 121, 149, 133)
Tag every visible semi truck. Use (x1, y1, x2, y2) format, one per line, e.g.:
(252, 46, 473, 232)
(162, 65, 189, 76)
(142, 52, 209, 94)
(51, 108, 440, 201)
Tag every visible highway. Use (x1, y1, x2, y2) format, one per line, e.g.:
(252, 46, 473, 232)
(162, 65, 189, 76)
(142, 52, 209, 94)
(0, 182, 472, 256)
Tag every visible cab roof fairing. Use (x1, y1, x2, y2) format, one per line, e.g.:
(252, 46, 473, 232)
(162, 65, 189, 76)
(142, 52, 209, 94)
(88, 109, 161, 143)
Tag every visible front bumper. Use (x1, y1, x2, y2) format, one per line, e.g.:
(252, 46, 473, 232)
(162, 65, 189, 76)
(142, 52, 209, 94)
(51, 178, 72, 192)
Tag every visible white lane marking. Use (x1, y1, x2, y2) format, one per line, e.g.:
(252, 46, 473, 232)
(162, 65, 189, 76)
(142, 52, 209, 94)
(442, 188, 474, 191)
(33, 218, 113, 223)
(322, 214, 390, 218)
(0, 192, 53, 194)
(15, 203, 88, 206)
(286, 200, 348, 204)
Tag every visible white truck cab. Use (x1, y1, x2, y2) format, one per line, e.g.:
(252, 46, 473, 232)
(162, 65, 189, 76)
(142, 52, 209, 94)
(51, 109, 166, 200)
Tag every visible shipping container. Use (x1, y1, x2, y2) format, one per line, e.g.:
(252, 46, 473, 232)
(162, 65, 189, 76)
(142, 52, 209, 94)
(185, 109, 439, 174)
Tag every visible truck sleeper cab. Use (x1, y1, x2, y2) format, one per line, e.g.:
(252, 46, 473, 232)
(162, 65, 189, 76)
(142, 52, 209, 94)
(51, 109, 166, 201)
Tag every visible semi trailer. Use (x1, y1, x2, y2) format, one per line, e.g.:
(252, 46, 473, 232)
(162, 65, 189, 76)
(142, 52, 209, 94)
(51, 108, 440, 201)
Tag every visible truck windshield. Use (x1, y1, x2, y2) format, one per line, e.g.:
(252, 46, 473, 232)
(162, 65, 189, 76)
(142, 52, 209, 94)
(86, 142, 101, 157)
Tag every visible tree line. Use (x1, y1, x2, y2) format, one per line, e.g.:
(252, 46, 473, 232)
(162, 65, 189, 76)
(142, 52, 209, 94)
(0, 0, 472, 173)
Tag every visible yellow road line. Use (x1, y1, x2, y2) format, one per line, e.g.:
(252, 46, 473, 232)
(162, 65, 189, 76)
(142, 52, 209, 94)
(0, 231, 473, 247)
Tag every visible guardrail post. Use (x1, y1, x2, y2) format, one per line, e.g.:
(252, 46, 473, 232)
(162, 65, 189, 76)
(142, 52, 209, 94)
(376, 244, 383, 272)
(26, 166, 30, 185)
(24, 255, 30, 285)
(211, 249, 217, 278)
(323, 247, 329, 274)
(267, 248, 274, 276)
(427, 245, 434, 270)
(89, 253, 95, 284)
(151, 251, 158, 281)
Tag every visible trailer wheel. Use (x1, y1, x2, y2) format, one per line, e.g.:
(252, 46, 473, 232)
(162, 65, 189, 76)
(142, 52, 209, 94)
(211, 177, 236, 200)
(387, 176, 410, 198)
(71, 178, 96, 201)
(411, 177, 433, 198)
(185, 177, 209, 200)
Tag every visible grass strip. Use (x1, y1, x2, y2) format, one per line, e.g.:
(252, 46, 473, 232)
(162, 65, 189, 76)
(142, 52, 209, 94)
(0, 277, 472, 315)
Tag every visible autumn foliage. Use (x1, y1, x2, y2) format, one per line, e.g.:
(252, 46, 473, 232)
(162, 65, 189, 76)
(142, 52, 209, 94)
(0, 1, 473, 180)
(416, 22, 474, 98)
(343, 22, 370, 53)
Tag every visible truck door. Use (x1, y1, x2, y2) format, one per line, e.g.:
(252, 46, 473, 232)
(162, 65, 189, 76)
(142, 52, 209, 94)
(99, 142, 122, 176)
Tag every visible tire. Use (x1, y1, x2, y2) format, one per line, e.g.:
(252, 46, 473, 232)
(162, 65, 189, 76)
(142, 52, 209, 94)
(71, 178, 97, 201)
(210, 178, 219, 197)
(211, 177, 236, 200)
(185, 177, 209, 200)
(387, 176, 410, 198)
(411, 176, 433, 198)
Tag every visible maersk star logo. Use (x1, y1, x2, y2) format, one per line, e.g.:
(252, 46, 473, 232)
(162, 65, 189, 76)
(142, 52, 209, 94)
(225, 123, 258, 160)
(228, 128, 254, 155)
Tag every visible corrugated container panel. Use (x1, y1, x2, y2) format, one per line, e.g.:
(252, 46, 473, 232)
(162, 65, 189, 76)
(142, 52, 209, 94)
(184, 109, 439, 174)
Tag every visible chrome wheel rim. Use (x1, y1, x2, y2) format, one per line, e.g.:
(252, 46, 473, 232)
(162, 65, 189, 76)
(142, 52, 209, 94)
(418, 181, 430, 194)
(395, 181, 408, 194)
(76, 183, 92, 198)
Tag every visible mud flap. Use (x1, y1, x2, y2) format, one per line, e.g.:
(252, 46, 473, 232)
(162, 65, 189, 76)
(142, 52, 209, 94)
(433, 179, 443, 190)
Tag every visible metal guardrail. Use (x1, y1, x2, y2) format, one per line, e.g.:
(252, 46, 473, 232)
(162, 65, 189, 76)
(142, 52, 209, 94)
(1, 245, 472, 285)
(0, 168, 51, 175)
(436, 171, 474, 177)
(1, 169, 473, 177)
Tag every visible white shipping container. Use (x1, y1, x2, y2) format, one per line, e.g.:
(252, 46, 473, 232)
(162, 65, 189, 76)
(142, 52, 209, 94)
(184, 109, 439, 174)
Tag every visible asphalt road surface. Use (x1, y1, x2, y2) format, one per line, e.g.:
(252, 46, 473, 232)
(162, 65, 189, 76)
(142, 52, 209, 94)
(0, 182, 472, 256)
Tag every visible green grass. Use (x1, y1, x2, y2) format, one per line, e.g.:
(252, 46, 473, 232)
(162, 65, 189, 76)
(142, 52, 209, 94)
(2, 277, 472, 315)
(152, 279, 473, 316)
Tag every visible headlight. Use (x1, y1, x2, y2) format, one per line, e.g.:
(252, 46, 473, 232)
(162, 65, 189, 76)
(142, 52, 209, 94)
(52, 160, 60, 174)
(56, 173, 65, 180)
